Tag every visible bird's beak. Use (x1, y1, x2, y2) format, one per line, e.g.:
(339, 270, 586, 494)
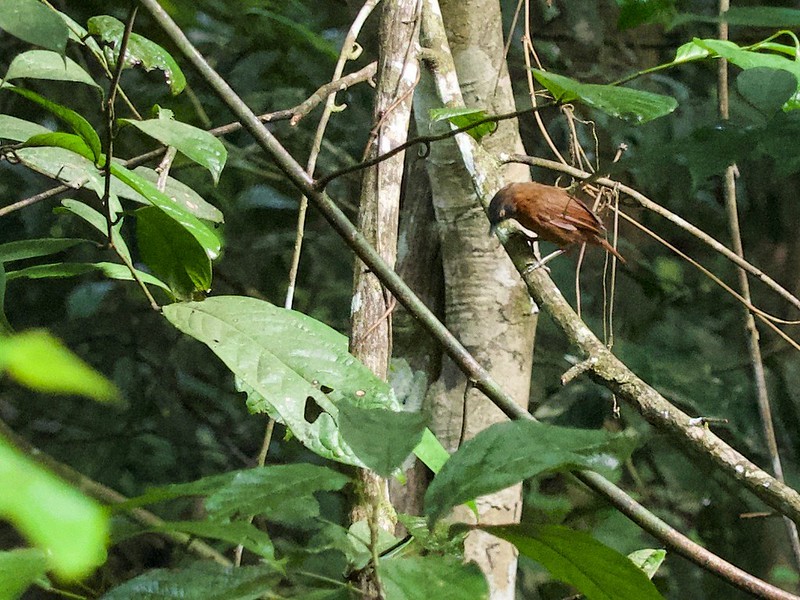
(488, 222, 497, 236)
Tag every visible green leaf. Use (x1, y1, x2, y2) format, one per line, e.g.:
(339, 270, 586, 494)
(121, 118, 228, 185)
(737, 67, 797, 116)
(412, 428, 451, 474)
(101, 562, 281, 600)
(120, 463, 349, 526)
(136, 206, 212, 300)
(0, 548, 48, 599)
(148, 521, 275, 560)
(532, 69, 678, 124)
(110, 163, 222, 260)
(0, 434, 109, 579)
(6, 261, 170, 292)
(628, 549, 667, 579)
(4, 86, 103, 161)
(0, 330, 118, 401)
(0, 114, 51, 141)
(429, 107, 496, 141)
(486, 524, 664, 600)
(88, 15, 186, 95)
(134, 167, 224, 222)
(615, 0, 674, 30)
(0, 238, 88, 262)
(424, 420, 636, 522)
(0, 0, 68, 55)
(4, 50, 101, 92)
(379, 555, 488, 600)
(59, 199, 131, 263)
(0, 264, 10, 334)
(338, 403, 427, 477)
(163, 296, 398, 466)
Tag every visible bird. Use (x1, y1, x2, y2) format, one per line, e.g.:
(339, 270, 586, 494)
(487, 181, 625, 269)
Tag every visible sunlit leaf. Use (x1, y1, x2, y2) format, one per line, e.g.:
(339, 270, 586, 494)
(88, 15, 186, 95)
(121, 118, 227, 185)
(0, 548, 48, 599)
(134, 167, 224, 222)
(628, 549, 667, 579)
(163, 296, 398, 466)
(4, 50, 101, 92)
(0, 435, 109, 579)
(430, 107, 496, 141)
(532, 69, 678, 124)
(0, 330, 118, 401)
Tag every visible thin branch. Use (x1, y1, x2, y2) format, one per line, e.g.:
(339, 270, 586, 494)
(717, 0, 800, 568)
(139, 2, 800, 597)
(505, 154, 800, 316)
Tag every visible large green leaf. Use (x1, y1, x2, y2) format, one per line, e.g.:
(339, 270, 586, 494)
(136, 206, 212, 299)
(122, 118, 227, 185)
(532, 69, 678, 124)
(88, 15, 186, 95)
(379, 555, 488, 600)
(424, 420, 636, 522)
(163, 296, 398, 466)
(737, 67, 797, 116)
(486, 524, 664, 600)
(0, 434, 109, 579)
(101, 562, 281, 600)
(0, 330, 118, 401)
(0, 548, 48, 599)
(0, 0, 68, 55)
(4, 50, 101, 92)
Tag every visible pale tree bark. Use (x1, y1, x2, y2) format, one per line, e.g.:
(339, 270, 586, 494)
(349, 0, 420, 596)
(412, 0, 536, 597)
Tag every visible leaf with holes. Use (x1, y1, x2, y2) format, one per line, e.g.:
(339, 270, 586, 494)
(163, 296, 399, 466)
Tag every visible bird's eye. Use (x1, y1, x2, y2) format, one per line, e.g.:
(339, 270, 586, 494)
(498, 208, 506, 218)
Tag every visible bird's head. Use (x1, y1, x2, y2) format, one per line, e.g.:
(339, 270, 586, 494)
(487, 184, 518, 235)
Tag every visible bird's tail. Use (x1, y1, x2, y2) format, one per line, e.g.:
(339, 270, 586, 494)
(597, 237, 626, 264)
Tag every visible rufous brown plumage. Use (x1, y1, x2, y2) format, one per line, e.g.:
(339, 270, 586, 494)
(487, 182, 625, 263)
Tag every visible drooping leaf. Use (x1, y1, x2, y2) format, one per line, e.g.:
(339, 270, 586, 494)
(379, 555, 489, 600)
(0, 238, 89, 263)
(485, 524, 664, 600)
(0, 0, 68, 55)
(338, 403, 427, 477)
(4, 86, 103, 161)
(88, 15, 186, 95)
(429, 107, 496, 141)
(134, 167, 224, 222)
(4, 50, 101, 92)
(136, 206, 212, 299)
(0, 548, 48, 599)
(737, 67, 797, 116)
(0, 435, 109, 579)
(424, 420, 636, 522)
(163, 296, 398, 466)
(101, 562, 281, 600)
(6, 261, 170, 292)
(0, 330, 118, 402)
(122, 118, 227, 185)
(532, 69, 678, 124)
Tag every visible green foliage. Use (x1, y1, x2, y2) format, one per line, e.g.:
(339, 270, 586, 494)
(531, 69, 678, 124)
(487, 524, 664, 600)
(0, 0, 68, 55)
(425, 420, 636, 522)
(429, 107, 497, 141)
(379, 555, 489, 600)
(0, 548, 48, 600)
